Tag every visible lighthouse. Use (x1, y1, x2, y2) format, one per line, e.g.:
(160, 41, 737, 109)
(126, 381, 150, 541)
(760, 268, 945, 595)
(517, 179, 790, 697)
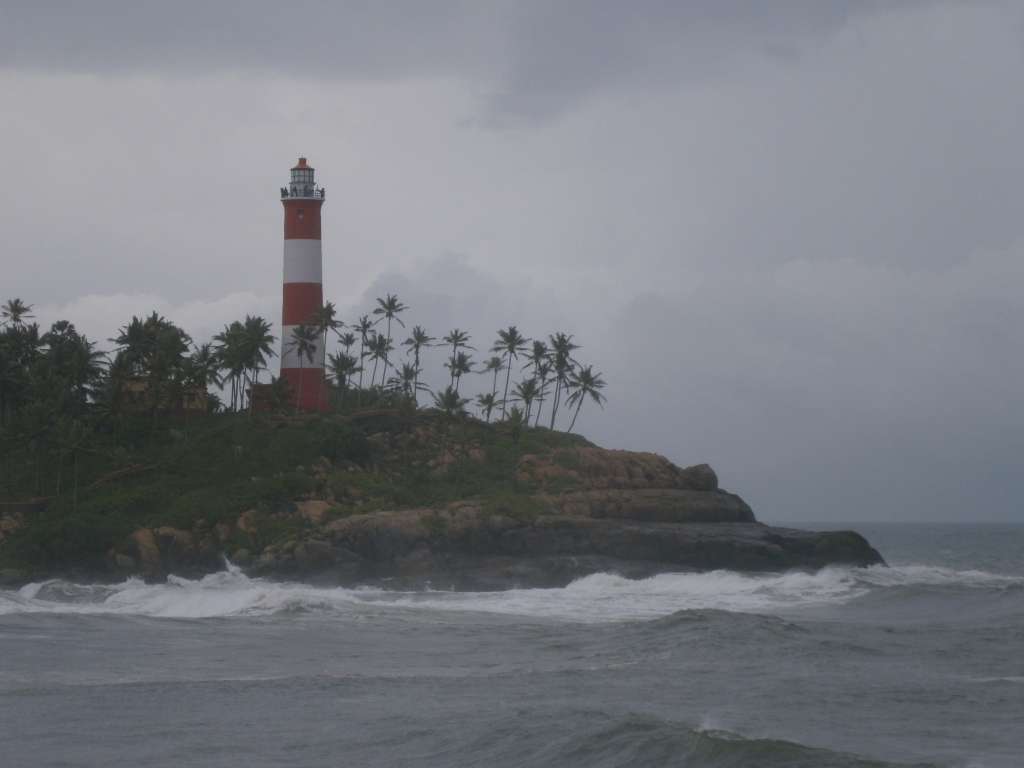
(280, 157, 329, 411)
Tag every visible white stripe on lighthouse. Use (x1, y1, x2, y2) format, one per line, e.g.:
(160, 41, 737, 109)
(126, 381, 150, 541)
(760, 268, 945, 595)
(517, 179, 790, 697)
(281, 325, 326, 369)
(283, 239, 323, 284)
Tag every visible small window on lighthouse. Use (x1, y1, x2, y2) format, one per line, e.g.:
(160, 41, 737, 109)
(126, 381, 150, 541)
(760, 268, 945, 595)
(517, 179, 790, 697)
(297, 209, 304, 220)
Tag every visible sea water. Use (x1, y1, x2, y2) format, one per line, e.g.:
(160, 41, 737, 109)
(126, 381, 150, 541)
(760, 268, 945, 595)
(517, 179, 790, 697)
(1, 523, 1022, 767)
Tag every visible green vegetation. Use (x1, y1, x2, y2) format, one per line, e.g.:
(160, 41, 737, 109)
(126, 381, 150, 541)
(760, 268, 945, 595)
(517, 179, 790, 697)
(0, 411, 588, 574)
(0, 292, 605, 576)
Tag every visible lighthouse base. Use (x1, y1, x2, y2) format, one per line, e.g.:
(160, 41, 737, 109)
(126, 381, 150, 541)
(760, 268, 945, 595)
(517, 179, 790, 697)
(280, 367, 331, 412)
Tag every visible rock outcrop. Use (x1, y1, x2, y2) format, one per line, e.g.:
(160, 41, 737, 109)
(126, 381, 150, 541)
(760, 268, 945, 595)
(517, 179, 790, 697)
(109, 445, 883, 587)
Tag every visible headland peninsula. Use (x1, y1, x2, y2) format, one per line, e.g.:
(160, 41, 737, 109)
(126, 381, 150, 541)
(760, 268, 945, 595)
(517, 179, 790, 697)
(0, 297, 883, 588)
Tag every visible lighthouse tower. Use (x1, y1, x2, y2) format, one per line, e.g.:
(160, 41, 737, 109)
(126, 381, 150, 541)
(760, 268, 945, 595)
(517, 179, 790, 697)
(280, 157, 329, 411)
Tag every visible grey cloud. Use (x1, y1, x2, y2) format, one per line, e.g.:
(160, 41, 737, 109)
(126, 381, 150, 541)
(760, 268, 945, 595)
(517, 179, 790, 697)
(3, 1, 935, 122)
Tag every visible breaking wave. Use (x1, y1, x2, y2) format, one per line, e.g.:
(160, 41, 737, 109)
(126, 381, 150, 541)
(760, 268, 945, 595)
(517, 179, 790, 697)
(524, 714, 940, 768)
(1, 563, 1020, 622)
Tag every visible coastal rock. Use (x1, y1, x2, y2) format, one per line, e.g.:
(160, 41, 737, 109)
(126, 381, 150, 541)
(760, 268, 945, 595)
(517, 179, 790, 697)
(296, 500, 331, 524)
(0, 510, 25, 543)
(548, 488, 754, 523)
(304, 504, 883, 588)
(113, 553, 136, 571)
(518, 449, 718, 492)
(130, 528, 161, 577)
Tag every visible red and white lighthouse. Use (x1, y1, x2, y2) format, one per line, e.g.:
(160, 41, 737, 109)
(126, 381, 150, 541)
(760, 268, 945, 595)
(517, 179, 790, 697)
(280, 157, 329, 411)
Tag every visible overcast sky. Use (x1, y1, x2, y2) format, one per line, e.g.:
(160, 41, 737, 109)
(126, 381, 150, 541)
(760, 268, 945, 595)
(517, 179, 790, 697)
(2, 1, 1022, 522)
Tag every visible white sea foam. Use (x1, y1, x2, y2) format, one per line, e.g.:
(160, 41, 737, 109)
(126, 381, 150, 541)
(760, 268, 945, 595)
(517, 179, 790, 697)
(0, 563, 1020, 622)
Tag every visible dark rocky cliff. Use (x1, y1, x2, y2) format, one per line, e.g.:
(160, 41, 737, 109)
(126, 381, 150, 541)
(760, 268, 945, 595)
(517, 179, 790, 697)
(110, 438, 882, 589)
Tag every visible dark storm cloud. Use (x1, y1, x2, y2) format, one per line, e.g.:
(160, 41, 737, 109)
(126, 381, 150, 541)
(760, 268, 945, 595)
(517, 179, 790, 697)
(1, 0, 929, 121)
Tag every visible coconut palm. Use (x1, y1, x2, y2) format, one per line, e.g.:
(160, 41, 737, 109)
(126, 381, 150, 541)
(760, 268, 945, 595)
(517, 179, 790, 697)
(475, 392, 498, 423)
(511, 378, 541, 424)
(522, 339, 550, 426)
(327, 351, 360, 408)
(311, 301, 341, 360)
(532, 361, 552, 428)
(372, 293, 407, 386)
(213, 320, 247, 410)
(387, 362, 427, 402)
(287, 324, 320, 409)
(547, 332, 579, 429)
(402, 325, 435, 406)
(353, 315, 374, 394)
(339, 331, 357, 355)
(186, 343, 223, 389)
(523, 340, 549, 375)
(564, 365, 607, 433)
(491, 326, 529, 419)
(308, 303, 336, 406)
(479, 356, 504, 400)
(432, 385, 469, 418)
(445, 351, 474, 395)
(112, 312, 191, 416)
(40, 321, 106, 412)
(367, 332, 393, 388)
(242, 315, 276, 390)
(442, 329, 475, 385)
(1, 298, 34, 328)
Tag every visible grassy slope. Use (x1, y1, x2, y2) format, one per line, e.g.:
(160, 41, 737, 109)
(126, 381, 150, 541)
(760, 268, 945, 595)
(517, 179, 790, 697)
(0, 411, 590, 575)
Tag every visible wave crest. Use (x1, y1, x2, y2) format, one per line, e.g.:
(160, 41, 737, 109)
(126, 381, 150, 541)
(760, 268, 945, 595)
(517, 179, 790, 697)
(1, 563, 1019, 622)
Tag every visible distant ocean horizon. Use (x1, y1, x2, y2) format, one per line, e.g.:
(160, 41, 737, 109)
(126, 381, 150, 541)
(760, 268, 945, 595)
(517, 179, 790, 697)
(3, 522, 1023, 767)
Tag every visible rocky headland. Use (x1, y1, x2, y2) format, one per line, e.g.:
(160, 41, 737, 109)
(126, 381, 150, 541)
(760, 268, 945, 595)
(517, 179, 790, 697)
(0, 413, 883, 589)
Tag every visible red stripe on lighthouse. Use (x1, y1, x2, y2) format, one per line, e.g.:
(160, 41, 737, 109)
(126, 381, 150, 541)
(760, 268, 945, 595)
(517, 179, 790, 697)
(283, 200, 323, 239)
(282, 283, 323, 326)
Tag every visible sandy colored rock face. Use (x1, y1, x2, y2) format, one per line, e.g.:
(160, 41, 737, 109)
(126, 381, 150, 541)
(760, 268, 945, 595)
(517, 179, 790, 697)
(296, 500, 331, 524)
(517, 448, 718, 493)
(0, 511, 24, 543)
(130, 528, 161, 576)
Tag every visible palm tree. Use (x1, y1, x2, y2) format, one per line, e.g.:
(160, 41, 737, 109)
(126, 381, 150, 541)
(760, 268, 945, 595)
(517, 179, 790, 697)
(402, 325, 435, 406)
(40, 321, 106, 412)
(186, 343, 223, 389)
(287, 324, 320, 409)
(492, 326, 529, 419)
(523, 340, 549, 375)
(387, 362, 426, 402)
(445, 351, 474, 395)
(530, 362, 550, 427)
(213, 320, 247, 411)
(523, 339, 550, 427)
(339, 331, 357, 355)
(511, 378, 540, 424)
(475, 392, 498, 423)
(327, 351, 360, 408)
(112, 312, 191, 416)
(547, 332, 579, 429)
(564, 365, 607, 433)
(479, 355, 504, 400)
(353, 315, 374, 395)
(432, 385, 469, 418)
(1, 298, 34, 328)
(242, 315, 275, 392)
(367, 332, 393, 389)
(309, 303, 337, 407)
(372, 293, 407, 386)
(313, 300, 342, 337)
(442, 329, 474, 386)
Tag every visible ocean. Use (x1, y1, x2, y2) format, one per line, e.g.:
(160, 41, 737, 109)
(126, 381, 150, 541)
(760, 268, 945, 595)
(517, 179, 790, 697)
(1, 523, 1022, 767)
